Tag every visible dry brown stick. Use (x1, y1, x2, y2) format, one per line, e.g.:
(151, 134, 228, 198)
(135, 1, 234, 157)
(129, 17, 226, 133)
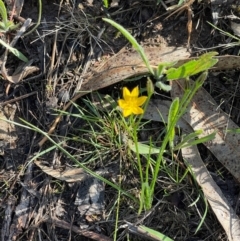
(1, 91, 37, 106)
(38, 46, 240, 147)
(47, 218, 113, 241)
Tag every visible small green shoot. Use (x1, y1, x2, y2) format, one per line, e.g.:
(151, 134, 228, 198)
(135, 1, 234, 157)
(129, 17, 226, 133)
(0, 0, 17, 32)
(227, 128, 240, 134)
(177, 0, 185, 6)
(167, 97, 179, 150)
(0, 0, 29, 62)
(103, 0, 109, 8)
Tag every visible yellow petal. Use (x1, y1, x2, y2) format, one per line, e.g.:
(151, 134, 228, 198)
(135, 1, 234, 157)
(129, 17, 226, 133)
(136, 96, 147, 106)
(123, 87, 131, 99)
(118, 99, 128, 109)
(123, 108, 132, 117)
(130, 86, 139, 98)
(132, 106, 144, 115)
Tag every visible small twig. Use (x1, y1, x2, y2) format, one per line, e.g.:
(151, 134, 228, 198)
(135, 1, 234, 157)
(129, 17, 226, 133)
(1, 91, 37, 106)
(47, 218, 113, 241)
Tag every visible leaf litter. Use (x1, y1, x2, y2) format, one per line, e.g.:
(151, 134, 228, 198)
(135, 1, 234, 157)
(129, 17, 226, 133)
(1, 1, 240, 241)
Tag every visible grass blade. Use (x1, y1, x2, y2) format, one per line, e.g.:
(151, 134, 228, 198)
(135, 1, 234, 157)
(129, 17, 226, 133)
(103, 18, 154, 75)
(168, 97, 179, 149)
(0, 39, 28, 62)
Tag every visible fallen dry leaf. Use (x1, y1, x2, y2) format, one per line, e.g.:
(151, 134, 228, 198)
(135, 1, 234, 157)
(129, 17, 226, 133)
(171, 79, 240, 182)
(182, 144, 240, 241)
(34, 160, 87, 182)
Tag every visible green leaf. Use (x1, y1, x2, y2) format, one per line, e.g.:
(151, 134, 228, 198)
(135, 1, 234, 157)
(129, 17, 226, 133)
(102, 18, 154, 75)
(0, 39, 28, 62)
(0, 20, 17, 32)
(175, 131, 216, 150)
(168, 97, 179, 149)
(5, 20, 15, 29)
(177, 0, 185, 5)
(174, 130, 203, 150)
(155, 81, 171, 92)
(102, 0, 108, 7)
(227, 128, 240, 134)
(0, 0, 8, 25)
(155, 61, 177, 79)
(166, 52, 218, 80)
(139, 225, 174, 241)
(128, 140, 161, 154)
(141, 182, 152, 210)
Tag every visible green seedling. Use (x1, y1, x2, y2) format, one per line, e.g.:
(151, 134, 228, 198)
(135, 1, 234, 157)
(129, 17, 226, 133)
(0, 0, 29, 62)
(0, 0, 18, 32)
(103, 0, 109, 7)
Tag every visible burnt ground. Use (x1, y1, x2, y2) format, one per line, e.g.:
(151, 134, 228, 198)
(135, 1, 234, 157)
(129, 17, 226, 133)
(1, 0, 240, 240)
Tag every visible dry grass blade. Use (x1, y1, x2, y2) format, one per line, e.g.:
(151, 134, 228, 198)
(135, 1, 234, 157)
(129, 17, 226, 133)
(34, 160, 87, 182)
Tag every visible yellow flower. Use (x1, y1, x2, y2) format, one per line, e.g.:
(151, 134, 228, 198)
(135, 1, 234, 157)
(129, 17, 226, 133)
(118, 86, 147, 117)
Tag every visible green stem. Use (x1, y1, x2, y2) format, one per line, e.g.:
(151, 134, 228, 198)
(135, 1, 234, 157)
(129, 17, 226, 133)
(150, 73, 207, 197)
(24, 0, 42, 36)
